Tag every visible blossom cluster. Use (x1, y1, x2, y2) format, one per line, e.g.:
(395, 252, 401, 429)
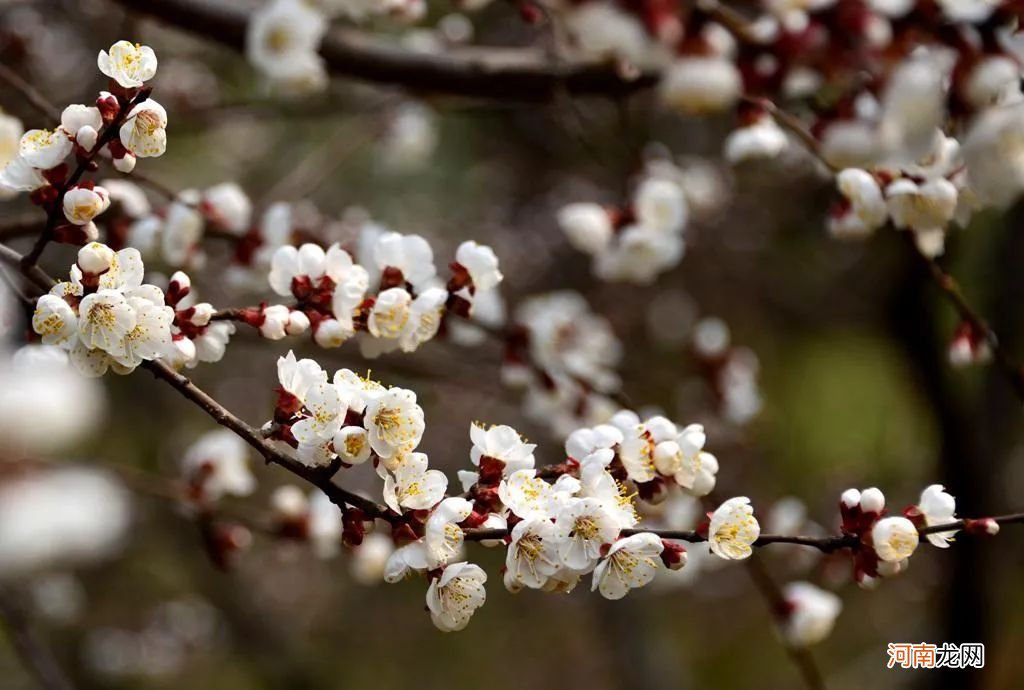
(246, 0, 425, 93)
(839, 484, 976, 589)
(32, 244, 174, 376)
(501, 291, 622, 438)
(250, 351, 776, 630)
(30, 242, 236, 376)
(546, 1, 1024, 266)
(258, 229, 501, 355)
(0, 41, 165, 245)
(558, 160, 689, 284)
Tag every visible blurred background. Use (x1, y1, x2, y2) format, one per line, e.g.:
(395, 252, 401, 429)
(1, 1, 1023, 689)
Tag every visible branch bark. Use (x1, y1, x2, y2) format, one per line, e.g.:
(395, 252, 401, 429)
(108, 0, 658, 101)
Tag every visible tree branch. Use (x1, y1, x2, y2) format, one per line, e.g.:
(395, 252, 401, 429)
(108, 0, 657, 101)
(0, 588, 75, 690)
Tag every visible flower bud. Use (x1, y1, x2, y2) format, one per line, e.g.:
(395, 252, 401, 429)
(271, 485, 309, 520)
(167, 271, 191, 306)
(76, 125, 98, 151)
(860, 487, 885, 514)
(965, 517, 999, 536)
(659, 540, 688, 570)
(313, 318, 347, 347)
(172, 336, 197, 364)
(63, 186, 110, 225)
(96, 92, 120, 123)
(286, 310, 310, 335)
(558, 202, 614, 255)
(190, 303, 215, 327)
(113, 151, 136, 173)
(77, 242, 115, 274)
(259, 305, 290, 340)
(840, 488, 861, 508)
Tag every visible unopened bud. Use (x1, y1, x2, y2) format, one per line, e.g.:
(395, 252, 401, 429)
(860, 487, 885, 514)
(660, 540, 688, 570)
(77, 242, 115, 274)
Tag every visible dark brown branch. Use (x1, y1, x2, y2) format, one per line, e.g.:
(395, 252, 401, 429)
(463, 512, 1024, 549)
(140, 359, 392, 519)
(0, 588, 75, 690)
(109, 0, 657, 101)
(743, 555, 826, 690)
(0, 214, 45, 242)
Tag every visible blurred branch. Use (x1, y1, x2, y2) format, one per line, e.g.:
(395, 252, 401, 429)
(0, 588, 75, 690)
(907, 234, 1024, 402)
(0, 214, 45, 242)
(0, 62, 60, 121)
(743, 556, 825, 690)
(1, 240, 1022, 551)
(108, 0, 658, 101)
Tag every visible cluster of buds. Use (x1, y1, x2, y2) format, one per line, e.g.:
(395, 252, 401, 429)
(690, 316, 763, 426)
(827, 134, 968, 256)
(32, 243, 174, 377)
(839, 484, 968, 589)
(558, 160, 689, 284)
(245, 0, 424, 94)
(259, 230, 502, 355)
(163, 272, 235, 369)
(0, 41, 166, 248)
(501, 291, 622, 439)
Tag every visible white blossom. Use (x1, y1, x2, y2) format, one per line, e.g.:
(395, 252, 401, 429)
(724, 115, 789, 164)
(499, 469, 555, 520)
(246, 0, 327, 93)
(558, 203, 613, 255)
(871, 516, 919, 562)
(780, 582, 842, 647)
(202, 183, 252, 234)
(97, 41, 158, 88)
(661, 56, 743, 114)
(399, 287, 446, 352)
(364, 386, 425, 459)
(181, 430, 256, 501)
(504, 519, 561, 590)
(426, 562, 487, 632)
(350, 532, 395, 584)
(372, 231, 437, 292)
(455, 240, 502, 292)
(708, 496, 760, 560)
(18, 129, 72, 170)
(469, 422, 535, 474)
(277, 350, 328, 405)
(0, 468, 130, 580)
(829, 168, 888, 239)
(886, 177, 958, 233)
(553, 497, 621, 572)
(119, 99, 168, 158)
(634, 177, 688, 234)
(592, 532, 664, 600)
(382, 453, 447, 513)
(333, 426, 371, 464)
(425, 497, 473, 568)
(917, 484, 958, 548)
(63, 186, 110, 225)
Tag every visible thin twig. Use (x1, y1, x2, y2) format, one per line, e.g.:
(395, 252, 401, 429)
(906, 233, 1024, 402)
(0, 63, 61, 122)
(744, 555, 826, 690)
(0, 588, 75, 690)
